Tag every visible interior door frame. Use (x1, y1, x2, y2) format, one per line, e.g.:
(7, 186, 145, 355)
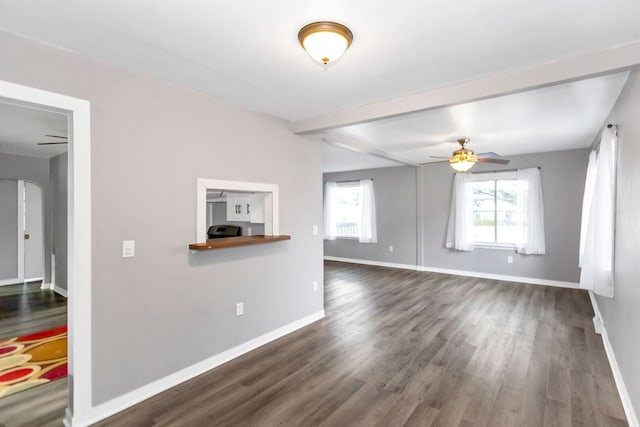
(0, 80, 92, 427)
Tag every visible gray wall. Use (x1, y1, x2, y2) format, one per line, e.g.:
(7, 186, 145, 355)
(0, 180, 18, 279)
(420, 148, 589, 282)
(0, 32, 323, 405)
(595, 70, 640, 418)
(0, 153, 52, 283)
(50, 153, 67, 290)
(323, 166, 417, 266)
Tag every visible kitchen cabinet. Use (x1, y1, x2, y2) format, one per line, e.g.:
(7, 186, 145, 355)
(226, 193, 249, 221)
(226, 193, 265, 223)
(248, 194, 265, 223)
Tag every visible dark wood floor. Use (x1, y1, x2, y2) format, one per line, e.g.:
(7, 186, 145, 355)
(0, 282, 68, 427)
(93, 261, 627, 427)
(0, 281, 67, 338)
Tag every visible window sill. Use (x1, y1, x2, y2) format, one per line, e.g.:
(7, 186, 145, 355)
(324, 236, 359, 241)
(473, 243, 516, 251)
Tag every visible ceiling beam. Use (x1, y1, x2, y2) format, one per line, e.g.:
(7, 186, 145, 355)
(320, 134, 417, 167)
(291, 42, 640, 135)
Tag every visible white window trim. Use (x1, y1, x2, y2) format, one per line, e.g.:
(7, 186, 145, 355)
(468, 170, 522, 247)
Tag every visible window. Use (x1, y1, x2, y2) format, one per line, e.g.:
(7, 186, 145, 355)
(446, 168, 545, 254)
(329, 183, 361, 238)
(324, 179, 377, 243)
(469, 178, 524, 246)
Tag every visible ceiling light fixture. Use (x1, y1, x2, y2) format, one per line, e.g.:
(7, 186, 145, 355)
(298, 21, 353, 67)
(449, 138, 478, 172)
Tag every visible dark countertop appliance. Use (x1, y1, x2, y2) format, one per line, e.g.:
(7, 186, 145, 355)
(207, 225, 242, 239)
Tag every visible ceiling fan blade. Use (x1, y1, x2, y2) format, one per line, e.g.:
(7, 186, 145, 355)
(45, 134, 68, 139)
(37, 142, 68, 145)
(477, 157, 510, 164)
(476, 152, 502, 158)
(430, 155, 452, 159)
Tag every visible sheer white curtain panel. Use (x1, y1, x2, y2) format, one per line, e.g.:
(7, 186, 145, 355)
(579, 127, 617, 297)
(445, 172, 474, 251)
(515, 167, 546, 255)
(359, 179, 377, 243)
(323, 181, 338, 240)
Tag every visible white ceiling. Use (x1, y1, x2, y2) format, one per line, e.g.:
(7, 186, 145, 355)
(322, 142, 401, 173)
(0, 102, 68, 159)
(0, 1, 638, 122)
(318, 72, 629, 165)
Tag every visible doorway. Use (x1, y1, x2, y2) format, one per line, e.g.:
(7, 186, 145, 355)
(0, 80, 91, 426)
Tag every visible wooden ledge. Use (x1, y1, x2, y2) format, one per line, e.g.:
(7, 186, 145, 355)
(189, 235, 291, 251)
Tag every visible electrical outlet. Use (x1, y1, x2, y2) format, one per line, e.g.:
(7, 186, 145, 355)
(313, 281, 318, 292)
(236, 302, 244, 316)
(312, 225, 318, 236)
(389, 245, 394, 252)
(507, 256, 514, 264)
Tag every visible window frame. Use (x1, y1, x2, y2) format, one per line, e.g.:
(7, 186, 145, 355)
(332, 181, 362, 240)
(467, 171, 521, 250)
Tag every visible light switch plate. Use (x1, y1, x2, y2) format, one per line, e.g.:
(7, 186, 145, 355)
(312, 225, 318, 236)
(122, 240, 135, 258)
(236, 302, 244, 316)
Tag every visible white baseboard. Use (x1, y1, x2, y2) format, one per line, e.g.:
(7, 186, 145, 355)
(0, 278, 21, 286)
(418, 265, 579, 289)
(324, 256, 579, 289)
(53, 285, 68, 298)
(70, 309, 326, 427)
(24, 276, 43, 283)
(324, 256, 418, 271)
(588, 293, 639, 427)
(41, 282, 54, 290)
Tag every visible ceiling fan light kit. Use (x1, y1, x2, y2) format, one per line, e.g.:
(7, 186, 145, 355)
(298, 21, 353, 67)
(427, 138, 510, 172)
(449, 138, 477, 172)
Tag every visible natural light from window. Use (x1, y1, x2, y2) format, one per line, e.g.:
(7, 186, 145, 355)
(469, 179, 527, 246)
(332, 184, 361, 238)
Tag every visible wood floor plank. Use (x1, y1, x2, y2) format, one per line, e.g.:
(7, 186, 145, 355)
(83, 261, 628, 427)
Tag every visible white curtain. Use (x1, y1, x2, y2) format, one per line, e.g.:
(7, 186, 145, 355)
(580, 127, 617, 297)
(445, 172, 474, 251)
(323, 181, 338, 240)
(515, 167, 546, 255)
(359, 179, 377, 243)
(579, 150, 598, 265)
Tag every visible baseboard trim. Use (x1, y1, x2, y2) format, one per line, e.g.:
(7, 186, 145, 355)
(324, 256, 579, 288)
(588, 294, 639, 427)
(53, 285, 68, 298)
(41, 282, 54, 290)
(417, 265, 580, 288)
(324, 256, 418, 271)
(70, 309, 326, 427)
(0, 278, 21, 286)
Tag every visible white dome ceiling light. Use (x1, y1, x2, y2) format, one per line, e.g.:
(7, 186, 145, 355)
(298, 21, 353, 68)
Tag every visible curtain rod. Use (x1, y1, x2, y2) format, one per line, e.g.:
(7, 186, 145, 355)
(330, 179, 374, 184)
(471, 166, 541, 174)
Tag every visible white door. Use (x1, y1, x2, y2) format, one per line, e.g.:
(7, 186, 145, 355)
(23, 181, 44, 281)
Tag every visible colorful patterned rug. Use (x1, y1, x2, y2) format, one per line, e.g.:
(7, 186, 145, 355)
(0, 326, 68, 398)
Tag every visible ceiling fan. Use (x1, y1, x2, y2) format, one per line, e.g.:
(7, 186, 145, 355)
(427, 138, 510, 172)
(37, 134, 68, 146)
